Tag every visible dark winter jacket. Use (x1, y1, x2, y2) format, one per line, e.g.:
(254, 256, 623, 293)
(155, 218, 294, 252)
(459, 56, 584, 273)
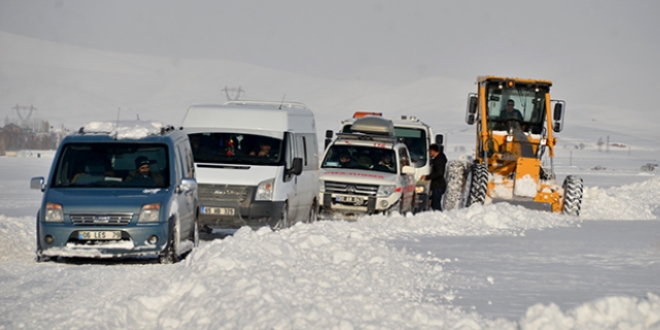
(426, 152, 447, 190)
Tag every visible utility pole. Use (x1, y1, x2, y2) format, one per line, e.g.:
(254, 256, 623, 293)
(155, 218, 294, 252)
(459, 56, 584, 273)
(223, 86, 244, 101)
(606, 135, 610, 153)
(12, 104, 37, 129)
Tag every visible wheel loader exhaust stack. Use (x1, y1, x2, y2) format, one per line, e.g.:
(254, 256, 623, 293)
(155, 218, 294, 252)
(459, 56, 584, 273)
(443, 76, 584, 215)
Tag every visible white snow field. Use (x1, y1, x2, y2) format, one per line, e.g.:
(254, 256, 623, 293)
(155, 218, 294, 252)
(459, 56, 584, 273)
(1, 154, 659, 329)
(1, 31, 660, 329)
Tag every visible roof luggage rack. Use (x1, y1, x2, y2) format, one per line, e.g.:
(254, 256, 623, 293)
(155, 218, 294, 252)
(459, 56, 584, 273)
(335, 132, 398, 144)
(350, 116, 395, 136)
(76, 121, 170, 137)
(223, 100, 309, 110)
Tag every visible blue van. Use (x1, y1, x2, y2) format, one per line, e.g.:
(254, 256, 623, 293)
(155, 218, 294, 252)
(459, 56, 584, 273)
(31, 121, 198, 263)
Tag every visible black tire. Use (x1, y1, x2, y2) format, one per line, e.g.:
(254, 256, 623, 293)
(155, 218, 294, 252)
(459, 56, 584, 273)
(442, 160, 467, 211)
(385, 201, 403, 216)
(159, 219, 180, 264)
(35, 216, 50, 263)
(307, 201, 318, 224)
(562, 175, 584, 216)
(271, 204, 289, 231)
(191, 220, 199, 248)
(466, 163, 489, 207)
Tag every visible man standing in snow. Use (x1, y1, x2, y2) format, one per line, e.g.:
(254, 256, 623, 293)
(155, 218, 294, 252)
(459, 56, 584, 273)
(421, 144, 447, 211)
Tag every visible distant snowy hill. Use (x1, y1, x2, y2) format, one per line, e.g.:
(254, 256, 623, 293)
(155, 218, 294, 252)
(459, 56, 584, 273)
(1, 30, 658, 160)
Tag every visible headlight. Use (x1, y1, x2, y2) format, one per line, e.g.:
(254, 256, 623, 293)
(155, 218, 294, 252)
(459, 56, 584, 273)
(377, 185, 396, 198)
(44, 203, 64, 222)
(255, 178, 275, 201)
(138, 203, 160, 223)
(319, 182, 325, 193)
(415, 186, 425, 194)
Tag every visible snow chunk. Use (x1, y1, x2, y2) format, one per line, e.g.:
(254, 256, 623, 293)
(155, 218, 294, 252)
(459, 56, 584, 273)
(82, 120, 165, 139)
(514, 174, 538, 198)
(581, 176, 660, 220)
(520, 293, 660, 329)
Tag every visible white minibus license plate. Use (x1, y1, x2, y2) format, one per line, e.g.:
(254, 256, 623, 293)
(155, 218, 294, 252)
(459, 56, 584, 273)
(78, 231, 122, 240)
(202, 207, 235, 216)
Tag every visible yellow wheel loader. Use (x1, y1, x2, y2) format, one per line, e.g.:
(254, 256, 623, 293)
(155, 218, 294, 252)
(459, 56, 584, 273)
(442, 76, 583, 215)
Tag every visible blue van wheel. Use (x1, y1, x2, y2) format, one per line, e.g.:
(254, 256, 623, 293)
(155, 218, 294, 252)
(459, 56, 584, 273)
(159, 219, 180, 264)
(35, 215, 50, 263)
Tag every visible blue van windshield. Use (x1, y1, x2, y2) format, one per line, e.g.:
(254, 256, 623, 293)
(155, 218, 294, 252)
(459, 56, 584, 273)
(52, 143, 169, 188)
(188, 133, 283, 166)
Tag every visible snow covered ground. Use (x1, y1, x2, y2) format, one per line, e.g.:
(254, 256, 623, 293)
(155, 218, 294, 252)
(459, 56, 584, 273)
(1, 31, 660, 329)
(1, 154, 659, 329)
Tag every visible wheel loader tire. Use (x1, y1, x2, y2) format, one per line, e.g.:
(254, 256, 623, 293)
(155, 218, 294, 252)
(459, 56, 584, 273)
(466, 163, 489, 207)
(442, 160, 467, 211)
(562, 175, 584, 216)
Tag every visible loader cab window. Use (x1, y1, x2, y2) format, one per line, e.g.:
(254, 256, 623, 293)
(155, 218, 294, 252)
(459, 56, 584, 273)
(485, 84, 548, 134)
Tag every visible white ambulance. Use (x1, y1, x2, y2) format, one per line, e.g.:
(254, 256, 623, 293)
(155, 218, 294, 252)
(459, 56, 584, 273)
(319, 116, 416, 217)
(329, 112, 443, 212)
(181, 101, 319, 231)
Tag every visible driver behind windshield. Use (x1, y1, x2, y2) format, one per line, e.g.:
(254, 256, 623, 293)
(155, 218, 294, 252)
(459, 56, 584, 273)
(125, 156, 164, 186)
(500, 99, 524, 122)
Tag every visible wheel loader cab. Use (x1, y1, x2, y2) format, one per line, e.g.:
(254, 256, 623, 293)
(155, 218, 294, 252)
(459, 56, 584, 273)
(484, 84, 547, 135)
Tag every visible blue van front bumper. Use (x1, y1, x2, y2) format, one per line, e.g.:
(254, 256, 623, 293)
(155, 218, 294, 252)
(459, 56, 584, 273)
(38, 221, 169, 259)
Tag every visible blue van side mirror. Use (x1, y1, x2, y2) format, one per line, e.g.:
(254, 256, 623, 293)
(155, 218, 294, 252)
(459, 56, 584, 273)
(31, 177, 45, 191)
(178, 178, 197, 194)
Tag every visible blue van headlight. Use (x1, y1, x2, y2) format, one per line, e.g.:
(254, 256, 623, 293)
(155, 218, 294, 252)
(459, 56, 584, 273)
(44, 203, 64, 222)
(255, 178, 275, 201)
(139, 203, 161, 223)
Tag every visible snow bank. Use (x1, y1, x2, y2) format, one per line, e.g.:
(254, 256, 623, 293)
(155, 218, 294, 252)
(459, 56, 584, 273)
(357, 202, 580, 238)
(156, 223, 514, 329)
(82, 120, 164, 139)
(520, 293, 660, 330)
(581, 176, 660, 220)
(0, 215, 36, 262)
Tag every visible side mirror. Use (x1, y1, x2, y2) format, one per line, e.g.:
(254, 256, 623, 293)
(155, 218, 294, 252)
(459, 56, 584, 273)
(402, 166, 415, 175)
(466, 94, 478, 125)
(435, 134, 444, 146)
(324, 138, 332, 150)
(552, 100, 566, 133)
(290, 157, 303, 176)
(178, 178, 197, 193)
(31, 177, 45, 191)
(553, 103, 563, 121)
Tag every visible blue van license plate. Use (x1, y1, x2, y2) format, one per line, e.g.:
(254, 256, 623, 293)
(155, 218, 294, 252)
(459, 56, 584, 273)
(78, 231, 121, 240)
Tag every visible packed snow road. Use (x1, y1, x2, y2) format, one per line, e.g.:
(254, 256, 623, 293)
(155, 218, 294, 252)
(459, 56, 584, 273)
(1, 156, 659, 329)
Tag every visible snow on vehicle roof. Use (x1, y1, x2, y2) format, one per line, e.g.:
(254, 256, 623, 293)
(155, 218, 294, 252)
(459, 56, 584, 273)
(80, 120, 165, 139)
